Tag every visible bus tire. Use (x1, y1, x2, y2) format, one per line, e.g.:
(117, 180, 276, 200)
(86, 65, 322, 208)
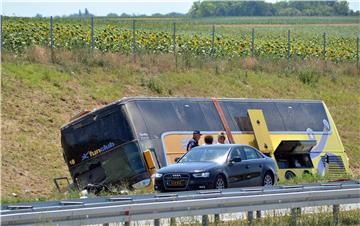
(285, 171, 296, 180)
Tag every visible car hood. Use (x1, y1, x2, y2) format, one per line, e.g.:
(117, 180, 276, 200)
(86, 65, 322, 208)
(157, 162, 220, 173)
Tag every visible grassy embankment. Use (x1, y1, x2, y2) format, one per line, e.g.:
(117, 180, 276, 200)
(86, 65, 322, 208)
(175, 208, 360, 226)
(1, 47, 359, 203)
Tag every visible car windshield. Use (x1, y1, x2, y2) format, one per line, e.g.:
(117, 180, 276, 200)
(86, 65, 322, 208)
(179, 146, 230, 164)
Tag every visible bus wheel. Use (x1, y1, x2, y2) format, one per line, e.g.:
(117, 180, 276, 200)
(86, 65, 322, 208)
(285, 171, 296, 180)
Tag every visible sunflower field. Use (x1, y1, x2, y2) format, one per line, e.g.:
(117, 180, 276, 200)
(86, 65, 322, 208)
(2, 17, 359, 62)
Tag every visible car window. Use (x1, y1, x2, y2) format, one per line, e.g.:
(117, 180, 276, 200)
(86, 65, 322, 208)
(179, 146, 230, 164)
(243, 146, 261, 159)
(229, 147, 246, 160)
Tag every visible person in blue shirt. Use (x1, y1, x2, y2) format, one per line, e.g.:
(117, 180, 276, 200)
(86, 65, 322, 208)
(186, 130, 202, 152)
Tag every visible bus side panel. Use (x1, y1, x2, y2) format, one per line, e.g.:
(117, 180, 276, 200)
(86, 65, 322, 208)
(161, 131, 350, 179)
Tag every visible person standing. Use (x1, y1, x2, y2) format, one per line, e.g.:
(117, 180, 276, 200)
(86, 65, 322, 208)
(203, 135, 214, 145)
(217, 132, 226, 144)
(186, 130, 202, 151)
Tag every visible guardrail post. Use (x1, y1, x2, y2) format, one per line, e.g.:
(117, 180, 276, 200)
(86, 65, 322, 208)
(256, 210, 262, 219)
(290, 208, 298, 226)
(154, 218, 160, 226)
(247, 211, 254, 226)
(214, 213, 220, 225)
(202, 215, 209, 226)
(170, 217, 176, 226)
(333, 204, 340, 225)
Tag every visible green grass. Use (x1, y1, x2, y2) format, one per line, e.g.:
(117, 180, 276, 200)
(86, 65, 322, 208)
(1, 48, 359, 202)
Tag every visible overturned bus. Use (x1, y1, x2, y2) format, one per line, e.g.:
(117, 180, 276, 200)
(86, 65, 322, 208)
(60, 97, 351, 190)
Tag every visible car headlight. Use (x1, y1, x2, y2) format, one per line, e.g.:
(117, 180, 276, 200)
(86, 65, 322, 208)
(192, 172, 210, 178)
(155, 173, 163, 178)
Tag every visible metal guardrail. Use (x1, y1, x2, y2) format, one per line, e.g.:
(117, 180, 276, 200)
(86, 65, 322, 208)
(1, 181, 360, 225)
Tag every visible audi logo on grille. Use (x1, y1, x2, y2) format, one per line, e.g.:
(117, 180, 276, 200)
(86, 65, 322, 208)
(171, 174, 181, 178)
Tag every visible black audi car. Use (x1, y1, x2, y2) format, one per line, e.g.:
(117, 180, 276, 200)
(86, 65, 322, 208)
(154, 144, 278, 192)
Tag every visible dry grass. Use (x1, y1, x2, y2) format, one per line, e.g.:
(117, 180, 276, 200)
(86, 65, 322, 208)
(1, 47, 359, 201)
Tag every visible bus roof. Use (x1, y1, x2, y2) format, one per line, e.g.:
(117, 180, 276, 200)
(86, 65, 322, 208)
(60, 97, 325, 130)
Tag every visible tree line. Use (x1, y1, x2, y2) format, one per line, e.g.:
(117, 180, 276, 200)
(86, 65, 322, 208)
(188, 1, 359, 17)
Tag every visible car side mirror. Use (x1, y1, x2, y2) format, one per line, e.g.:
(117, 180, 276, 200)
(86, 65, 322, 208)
(174, 157, 180, 163)
(230, 157, 242, 163)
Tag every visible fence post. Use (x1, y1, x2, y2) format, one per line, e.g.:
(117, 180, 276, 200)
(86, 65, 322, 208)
(50, 16, 54, 48)
(333, 204, 340, 226)
(323, 32, 326, 60)
(211, 24, 215, 54)
(0, 15, 2, 51)
(202, 215, 209, 226)
(91, 16, 94, 50)
(132, 20, 136, 62)
(247, 211, 254, 226)
(357, 36, 359, 72)
(287, 30, 291, 65)
(173, 22, 177, 68)
(251, 28, 255, 61)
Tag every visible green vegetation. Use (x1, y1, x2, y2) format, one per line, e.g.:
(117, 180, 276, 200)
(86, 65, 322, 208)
(1, 47, 359, 201)
(2, 16, 359, 61)
(186, 208, 360, 226)
(188, 1, 358, 17)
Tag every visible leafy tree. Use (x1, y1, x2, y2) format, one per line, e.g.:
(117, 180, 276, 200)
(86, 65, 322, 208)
(187, 0, 353, 17)
(107, 13, 118, 17)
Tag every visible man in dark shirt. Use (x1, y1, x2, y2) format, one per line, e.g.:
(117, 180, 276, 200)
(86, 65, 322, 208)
(186, 130, 202, 152)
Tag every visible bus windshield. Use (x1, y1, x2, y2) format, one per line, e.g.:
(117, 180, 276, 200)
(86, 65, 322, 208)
(61, 107, 134, 166)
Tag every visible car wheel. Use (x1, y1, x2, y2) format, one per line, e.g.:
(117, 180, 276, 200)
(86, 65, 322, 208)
(214, 175, 226, 189)
(263, 172, 274, 186)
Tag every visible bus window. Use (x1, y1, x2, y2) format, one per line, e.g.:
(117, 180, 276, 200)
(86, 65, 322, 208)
(276, 102, 328, 132)
(61, 107, 133, 166)
(198, 102, 224, 131)
(249, 102, 286, 132)
(172, 101, 210, 131)
(221, 101, 286, 132)
(220, 101, 250, 131)
(136, 101, 180, 138)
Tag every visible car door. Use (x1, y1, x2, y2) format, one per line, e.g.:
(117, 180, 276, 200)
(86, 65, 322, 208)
(243, 146, 264, 186)
(224, 147, 249, 188)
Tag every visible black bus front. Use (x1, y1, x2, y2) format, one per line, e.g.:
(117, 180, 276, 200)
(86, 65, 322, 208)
(60, 104, 150, 191)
